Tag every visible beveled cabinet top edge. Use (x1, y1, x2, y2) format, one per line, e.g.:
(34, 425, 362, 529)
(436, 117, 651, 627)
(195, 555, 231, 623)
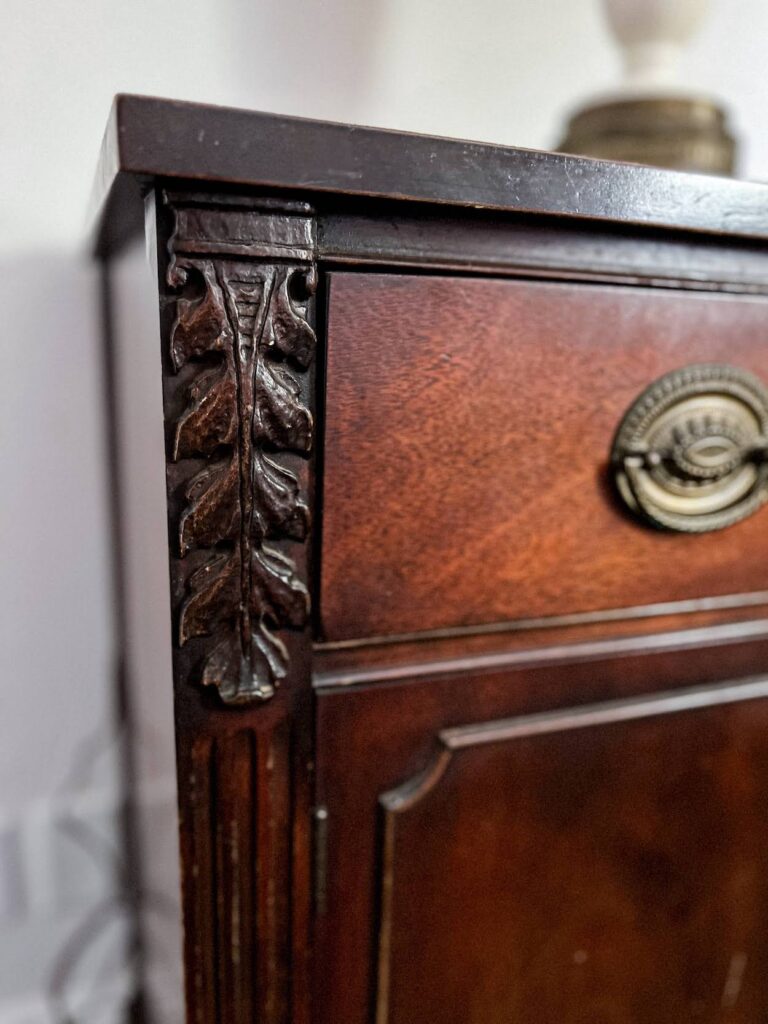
(92, 93, 768, 257)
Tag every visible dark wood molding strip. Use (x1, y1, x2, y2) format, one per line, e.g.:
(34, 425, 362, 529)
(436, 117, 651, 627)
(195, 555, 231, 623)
(93, 94, 768, 256)
(315, 617, 768, 690)
(315, 590, 768, 653)
(380, 671, 768, 814)
(319, 209, 768, 293)
(441, 673, 768, 750)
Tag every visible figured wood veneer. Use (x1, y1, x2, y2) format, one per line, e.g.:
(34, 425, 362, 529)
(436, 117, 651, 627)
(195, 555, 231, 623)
(322, 274, 768, 641)
(314, 634, 768, 1024)
(377, 679, 768, 1024)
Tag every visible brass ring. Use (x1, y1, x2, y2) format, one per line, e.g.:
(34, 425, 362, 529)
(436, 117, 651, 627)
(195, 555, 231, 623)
(611, 364, 768, 533)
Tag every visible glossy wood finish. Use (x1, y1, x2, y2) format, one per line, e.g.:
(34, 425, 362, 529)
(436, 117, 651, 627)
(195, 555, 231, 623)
(319, 204, 768, 294)
(379, 680, 768, 1024)
(314, 635, 768, 1024)
(322, 274, 768, 642)
(314, 610, 768, 688)
(93, 95, 768, 258)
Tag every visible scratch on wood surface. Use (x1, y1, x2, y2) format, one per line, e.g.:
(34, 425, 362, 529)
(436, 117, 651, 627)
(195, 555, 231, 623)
(721, 951, 747, 1008)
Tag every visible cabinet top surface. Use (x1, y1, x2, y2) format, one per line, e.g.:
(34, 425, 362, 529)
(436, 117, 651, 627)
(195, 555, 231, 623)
(93, 93, 768, 255)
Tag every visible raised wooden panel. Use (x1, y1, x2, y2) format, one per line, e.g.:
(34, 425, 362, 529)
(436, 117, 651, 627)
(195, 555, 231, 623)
(312, 635, 768, 1024)
(376, 680, 768, 1024)
(321, 274, 768, 642)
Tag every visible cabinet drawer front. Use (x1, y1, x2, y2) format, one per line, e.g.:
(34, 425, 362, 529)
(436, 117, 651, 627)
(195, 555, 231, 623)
(321, 274, 768, 642)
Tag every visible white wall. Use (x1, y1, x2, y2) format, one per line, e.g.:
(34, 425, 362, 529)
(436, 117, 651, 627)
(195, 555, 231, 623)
(1, 1, 766, 1020)
(2, 0, 768, 257)
(0, 257, 127, 1023)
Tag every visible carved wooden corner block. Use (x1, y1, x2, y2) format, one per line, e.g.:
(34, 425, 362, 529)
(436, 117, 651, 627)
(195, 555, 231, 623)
(163, 192, 317, 705)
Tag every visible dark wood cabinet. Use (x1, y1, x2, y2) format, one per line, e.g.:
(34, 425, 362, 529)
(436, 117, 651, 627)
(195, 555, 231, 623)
(94, 95, 768, 1024)
(315, 646, 768, 1024)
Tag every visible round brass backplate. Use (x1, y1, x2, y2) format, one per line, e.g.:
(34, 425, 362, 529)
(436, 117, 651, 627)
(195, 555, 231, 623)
(611, 364, 768, 532)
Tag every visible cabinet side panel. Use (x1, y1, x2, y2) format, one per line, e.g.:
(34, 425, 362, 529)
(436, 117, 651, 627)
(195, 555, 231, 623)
(109, 237, 184, 1022)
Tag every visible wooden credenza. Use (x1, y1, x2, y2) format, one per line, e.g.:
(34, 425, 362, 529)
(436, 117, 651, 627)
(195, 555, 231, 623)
(94, 95, 768, 1024)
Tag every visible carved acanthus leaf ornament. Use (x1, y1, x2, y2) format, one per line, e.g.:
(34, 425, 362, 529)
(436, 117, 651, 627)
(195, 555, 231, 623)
(166, 198, 316, 703)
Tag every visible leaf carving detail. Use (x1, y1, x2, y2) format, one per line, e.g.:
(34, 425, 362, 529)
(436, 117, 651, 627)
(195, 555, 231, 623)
(253, 362, 312, 451)
(169, 248, 315, 705)
(264, 269, 316, 368)
(179, 552, 240, 645)
(200, 632, 242, 701)
(251, 453, 309, 542)
(178, 459, 240, 555)
(170, 262, 233, 370)
(251, 546, 310, 628)
(174, 364, 238, 459)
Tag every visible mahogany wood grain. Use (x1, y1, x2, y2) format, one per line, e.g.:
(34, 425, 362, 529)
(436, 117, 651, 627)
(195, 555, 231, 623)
(321, 273, 768, 642)
(378, 682, 768, 1024)
(313, 636, 768, 1024)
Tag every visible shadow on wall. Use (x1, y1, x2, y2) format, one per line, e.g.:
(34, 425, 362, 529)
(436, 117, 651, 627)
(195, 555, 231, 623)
(0, 254, 124, 1022)
(0, 251, 182, 1024)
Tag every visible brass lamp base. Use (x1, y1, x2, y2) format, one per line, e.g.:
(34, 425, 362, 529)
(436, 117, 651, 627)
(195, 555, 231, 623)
(558, 96, 736, 175)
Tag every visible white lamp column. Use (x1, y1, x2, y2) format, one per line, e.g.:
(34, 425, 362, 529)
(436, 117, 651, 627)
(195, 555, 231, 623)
(558, 0, 736, 174)
(605, 0, 711, 94)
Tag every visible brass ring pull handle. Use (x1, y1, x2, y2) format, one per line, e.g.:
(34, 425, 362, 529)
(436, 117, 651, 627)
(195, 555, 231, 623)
(611, 364, 768, 533)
